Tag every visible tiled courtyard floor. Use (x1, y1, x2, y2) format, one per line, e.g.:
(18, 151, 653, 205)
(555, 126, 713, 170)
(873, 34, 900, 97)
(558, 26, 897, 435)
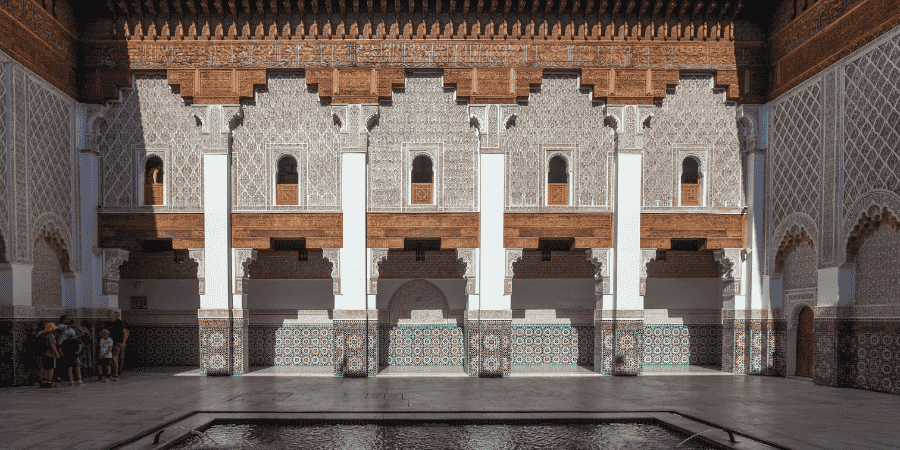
(1, 367, 899, 450)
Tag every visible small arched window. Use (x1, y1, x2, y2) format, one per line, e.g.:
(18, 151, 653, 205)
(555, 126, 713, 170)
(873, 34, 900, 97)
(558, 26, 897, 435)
(680, 157, 701, 206)
(144, 156, 164, 205)
(411, 155, 433, 204)
(547, 155, 569, 205)
(276, 155, 299, 205)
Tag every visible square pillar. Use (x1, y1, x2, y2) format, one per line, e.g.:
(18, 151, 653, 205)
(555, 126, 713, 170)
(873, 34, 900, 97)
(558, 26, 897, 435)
(605, 147, 645, 376)
(197, 105, 241, 376)
(79, 148, 101, 310)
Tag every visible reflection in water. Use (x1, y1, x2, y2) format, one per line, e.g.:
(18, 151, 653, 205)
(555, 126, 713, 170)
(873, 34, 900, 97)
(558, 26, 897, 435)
(169, 420, 720, 449)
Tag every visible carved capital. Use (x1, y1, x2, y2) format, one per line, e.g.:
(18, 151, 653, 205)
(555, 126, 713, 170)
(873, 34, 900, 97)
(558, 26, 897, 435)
(368, 248, 389, 295)
(188, 248, 205, 294)
(323, 248, 341, 295)
(504, 248, 523, 279)
(586, 248, 611, 295)
(98, 248, 129, 282)
(457, 248, 478, 295)
(233, 248, 258, 294)
(194, 105, 244, 152)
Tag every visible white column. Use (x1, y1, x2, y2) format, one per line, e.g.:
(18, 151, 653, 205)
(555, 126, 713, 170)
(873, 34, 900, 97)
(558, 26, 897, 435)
(0, 264, 32, 307)
(202, 151, 231, 310)
(335, 152, 367, 311)
(746, 149, 766, 311)
(480, 152, 506, 311)
(79, 149, 100, 310)
(613, 149, 643, 311)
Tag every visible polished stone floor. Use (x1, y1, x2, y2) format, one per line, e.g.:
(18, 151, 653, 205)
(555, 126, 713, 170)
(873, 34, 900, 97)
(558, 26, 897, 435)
(1, 367, 899, 450)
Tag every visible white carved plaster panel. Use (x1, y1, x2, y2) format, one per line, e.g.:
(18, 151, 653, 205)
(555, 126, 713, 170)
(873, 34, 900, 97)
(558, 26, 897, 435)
(0, 59, 7, 256)
(643, 74, 743, 212)
(504, 73, 613, 211)
(322, 248, 341, 294)
(233, 75, 342, 211)
(98, 75, 204, 213)
(368, 248, 389, 294)
(368, 72, 479, 212)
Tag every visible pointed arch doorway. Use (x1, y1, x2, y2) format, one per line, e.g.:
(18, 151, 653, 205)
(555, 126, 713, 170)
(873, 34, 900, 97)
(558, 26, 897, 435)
(796, 306, 814, 378)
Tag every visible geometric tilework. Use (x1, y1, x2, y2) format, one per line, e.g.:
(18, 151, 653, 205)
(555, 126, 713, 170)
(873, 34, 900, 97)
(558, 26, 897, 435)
(128, 325, 199, 367)
(725, 319, 786, 376)
(248, 325, 333, 367)
(378, 325, 464, 367)
(642, 325, 722, 366)
(815, 319, 900, 395)
(332, 320, 369, 377)
(466, 320, 511, 377)
(512, 325, 594, 366)
(198, 319, 228, 375)
(596, 320, 644, 376)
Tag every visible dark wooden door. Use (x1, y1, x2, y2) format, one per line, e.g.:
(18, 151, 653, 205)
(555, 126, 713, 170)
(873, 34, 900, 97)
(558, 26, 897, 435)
(796, 306, 814, 377)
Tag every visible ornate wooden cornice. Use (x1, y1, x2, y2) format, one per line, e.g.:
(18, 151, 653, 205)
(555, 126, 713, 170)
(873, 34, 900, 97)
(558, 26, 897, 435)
(166, 68, 267, 104)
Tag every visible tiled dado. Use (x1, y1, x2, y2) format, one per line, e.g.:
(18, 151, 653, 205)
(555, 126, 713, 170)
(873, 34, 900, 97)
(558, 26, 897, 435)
(642, 325, 722, 366)
(814, 318, 900, 396)
(596, 320, 644, 375)
(722, 318, 786, 376)
(332, 320, 376, 377)
(248, 325, 333, 367)
(378, 325, 465, 367)
(198, 309, 248, 376)
(512, 325, 594, 366)
(128, 325, 199, 367)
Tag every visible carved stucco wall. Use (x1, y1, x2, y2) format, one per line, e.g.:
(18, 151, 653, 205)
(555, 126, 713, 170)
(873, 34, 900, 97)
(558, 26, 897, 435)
(503, 73, 613, 211)
(98, 75, 204, 212)
(643, 73, 743, 212)
(782, 242, 817, 291)
(367, 72, 479, 212)
(232, 74, 342, 211)
(31, 238, 63, 308)
(0, 50, 78, 273)
(855, 226, 900, 305)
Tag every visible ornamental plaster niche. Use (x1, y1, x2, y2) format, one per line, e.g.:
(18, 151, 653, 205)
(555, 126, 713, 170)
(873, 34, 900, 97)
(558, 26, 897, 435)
(642, 73, 744, 213)
(98, 75, 206, 212)
(503, 73, 614, 212)
(2, 52, 79, 270)
(232, 74, 342, 211)
(367, 72, 479, 212)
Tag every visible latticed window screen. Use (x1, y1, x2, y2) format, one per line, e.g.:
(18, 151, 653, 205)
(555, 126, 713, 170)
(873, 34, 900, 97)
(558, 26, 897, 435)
(548, 155, 568, 205)
(276, 155, 299, 205)
(411, 155, 434, 204)
(680, 157, 700, 206)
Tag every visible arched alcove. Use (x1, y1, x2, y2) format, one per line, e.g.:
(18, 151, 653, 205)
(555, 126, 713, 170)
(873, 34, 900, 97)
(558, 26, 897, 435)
(547, 155, 569, 205)
(680, 156, 701, 206)
(276, 154, 299, 205)
(144, 156, 164, 206)
(411, 154, 434, 204)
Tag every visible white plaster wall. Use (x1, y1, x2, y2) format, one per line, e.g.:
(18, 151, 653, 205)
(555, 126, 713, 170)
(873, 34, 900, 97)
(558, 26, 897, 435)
(375, 279, 468, 310)
(335, 152, 366, 309)
(202, 153, 230, 309)
(644, 278, 724, 309)
(247, 279, 334, 310)
(481, 152, 506, 310)
(117, 279, 201, 310)
(511, 279, 595, 310)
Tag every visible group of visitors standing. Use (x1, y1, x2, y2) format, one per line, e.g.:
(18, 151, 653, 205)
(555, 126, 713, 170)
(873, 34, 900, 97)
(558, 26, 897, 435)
(31, 310, 129, 388)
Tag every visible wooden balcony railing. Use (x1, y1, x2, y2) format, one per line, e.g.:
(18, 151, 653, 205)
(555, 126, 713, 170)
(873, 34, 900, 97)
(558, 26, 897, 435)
(681, 183, 700, 206)
(276, 184, 299, 205)
(144, 184, 164, 205)
(548, 183, 568, 205)
(411, 183, 433, 204)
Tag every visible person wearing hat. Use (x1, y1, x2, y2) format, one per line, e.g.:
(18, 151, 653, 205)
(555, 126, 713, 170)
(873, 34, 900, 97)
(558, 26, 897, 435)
(39, 322, 61, 388)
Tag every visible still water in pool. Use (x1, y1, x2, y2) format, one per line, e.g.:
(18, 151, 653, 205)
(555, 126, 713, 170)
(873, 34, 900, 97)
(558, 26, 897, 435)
(168, 420, 722, 449)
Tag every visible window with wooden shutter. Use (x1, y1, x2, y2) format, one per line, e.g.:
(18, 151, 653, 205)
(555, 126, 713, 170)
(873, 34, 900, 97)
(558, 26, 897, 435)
(548, 155, 569, 206)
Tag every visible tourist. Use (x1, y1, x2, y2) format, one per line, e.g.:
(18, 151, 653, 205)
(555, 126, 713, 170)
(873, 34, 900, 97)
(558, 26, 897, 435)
(96, 329, 113, 383)
(102, 310, 129, 380)
(59, 332, 83, 386)
(39, 322, 60, 388)
(79, 319, 95, 378)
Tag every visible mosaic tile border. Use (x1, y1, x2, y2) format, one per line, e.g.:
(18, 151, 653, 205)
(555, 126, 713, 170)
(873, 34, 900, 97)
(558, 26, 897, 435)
(332, 319, 369, 377)
(642, 325, 722, 366)
(596, 320, 644, 376)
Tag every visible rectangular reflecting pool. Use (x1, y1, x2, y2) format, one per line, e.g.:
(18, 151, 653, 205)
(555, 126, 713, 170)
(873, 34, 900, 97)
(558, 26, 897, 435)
(165, 419, 725, 449)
